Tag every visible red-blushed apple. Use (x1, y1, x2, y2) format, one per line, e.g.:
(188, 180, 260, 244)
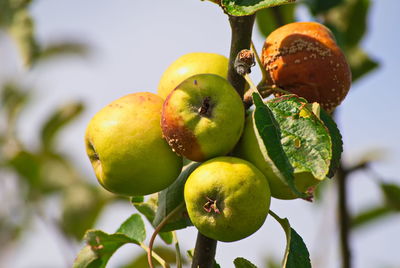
(161, 74, 244, 162)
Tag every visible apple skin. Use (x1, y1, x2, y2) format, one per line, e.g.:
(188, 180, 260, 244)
(234, 114, 320, 200)
(161, 74, 244, 162)
(157, 52, 228, 99)
(184, 156, 271, 242)
(85, 92, 182, 196)
(262, 22, 351, 112)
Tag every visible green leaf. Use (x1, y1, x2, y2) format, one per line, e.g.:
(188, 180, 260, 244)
(252, 93, 299, 197)
(1, 82, 30, 125)
(132, 195, 174, 244)
(35, 41, 89, 64)
(347, 47, 379, 83)
(343, 0, 370, 48)
(234, 257, 258, 268)
(319, 108, 343, 178)
(381, 183, 400, 211)
(153, 162, 200, 231)
(269, 211, 311, 268)
(8, 150, 41, 187)
(351, 206, 393, 229)
(40, 101, 84, 151)
(304, 0, 344, 15)
(61, 184, 106, 240)
(221, 0, 296, 16)
(9, 9, 40, 67)
(116, 214, 146, 242)
(266, 95, 332, 180)
(256, 4, 295, 37)
(73, 214, 146, 268)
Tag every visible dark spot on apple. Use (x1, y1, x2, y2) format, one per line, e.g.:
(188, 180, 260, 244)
(198, 96, 213, 117)
(87, 140, 100, 162)
(194, 80, 197, 85)
(161, 95, 205, 161)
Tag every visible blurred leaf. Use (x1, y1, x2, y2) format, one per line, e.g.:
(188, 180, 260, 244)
(35, 41, 89, 64)
(153, 162, 200, 232)
(8, 150, 41, 187)
(61, 184, 107, 240)
(1, 82, 30, 126)
(74, 214, 146, 268)
(269, 211, 311, 268)
(221, 0, 296, 16)
(319, 108, 343, 178)
(381, 183, 400, 211)
(343, 0, 370, 48)
(304, 0, 344, 15)
(132, 195, 173, 244)
(256, 4, 295, 37)
(351, 206, 393, 229)
(40, 101, 84, 151)
(234, 257, 258, 267)
(9, 9, 39, 66)
(347, 47, 379, 82)
(0, 0, 31, 27)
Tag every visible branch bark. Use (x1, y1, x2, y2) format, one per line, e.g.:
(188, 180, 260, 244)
(337, 163, 352, 268)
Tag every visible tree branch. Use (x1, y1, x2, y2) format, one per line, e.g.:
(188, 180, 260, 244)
(337, 163, 352, 268)
(227, 14, 256, 98)
(190, 13, 256, 268)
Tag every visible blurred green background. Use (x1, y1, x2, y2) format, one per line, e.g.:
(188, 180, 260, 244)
(1, 0, 399, 267)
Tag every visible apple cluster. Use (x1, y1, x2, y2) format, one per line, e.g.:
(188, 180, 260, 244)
(85, 22, 351, 243)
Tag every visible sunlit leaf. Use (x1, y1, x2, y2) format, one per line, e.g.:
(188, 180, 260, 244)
(347, 47, 379, 82)
(73, 214, 146, 268)
(221, 0, 296, 16)
(252, 93, 297, 196)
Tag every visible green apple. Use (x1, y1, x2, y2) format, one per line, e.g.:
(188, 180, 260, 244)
(157, 52, 228, 99)
(234, 114, 320, 200)
(85, 92, 182, 196)
(161, 74, 244, 162)
(184, 156, 271, 242)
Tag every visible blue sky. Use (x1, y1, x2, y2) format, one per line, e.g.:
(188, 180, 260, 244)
(0, 0, 399, 267)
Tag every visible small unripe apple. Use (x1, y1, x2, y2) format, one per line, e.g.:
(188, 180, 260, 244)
(85, 92, 182, 196)
(261, 22, 351, 112)
(157, 52, 229, 99)
(161, 74, 244, 162)
(184, 156, 271, 242)
(234, 115, 320, 200)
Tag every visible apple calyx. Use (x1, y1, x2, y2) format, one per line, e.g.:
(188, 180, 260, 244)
(198, 96, 213, 117)
(203, 196, 221, 214)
